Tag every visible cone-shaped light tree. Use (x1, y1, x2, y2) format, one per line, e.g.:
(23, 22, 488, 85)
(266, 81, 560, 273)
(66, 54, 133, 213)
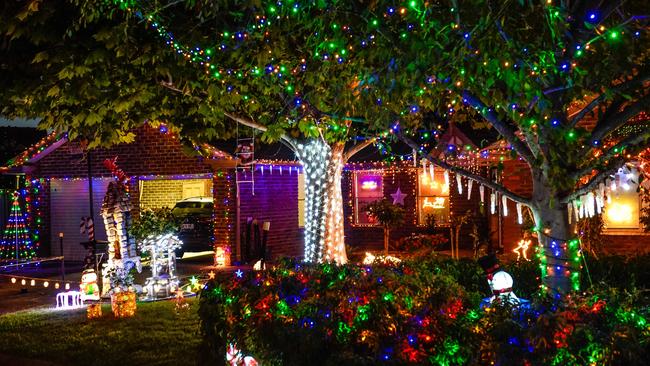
(2, 0, 649, 294)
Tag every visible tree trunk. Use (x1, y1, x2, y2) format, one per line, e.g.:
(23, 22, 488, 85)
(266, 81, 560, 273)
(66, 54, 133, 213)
(531, 171, 581, 296)
(384, 226, 389, 255)
(294, 139, 347, 264)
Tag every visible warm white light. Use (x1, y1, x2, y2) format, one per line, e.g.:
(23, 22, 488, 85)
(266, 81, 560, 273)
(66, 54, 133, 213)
(43, 281, 49, 288)
(11, 278, 16, 284)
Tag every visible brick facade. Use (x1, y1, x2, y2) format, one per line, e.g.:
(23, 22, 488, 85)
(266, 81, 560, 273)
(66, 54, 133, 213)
(139, 178, 213, 209)
(343, 165, 487, 252)
(35, 124, 212, 178)
(237, 165, 304, 260)
(495, 159, 649, 254)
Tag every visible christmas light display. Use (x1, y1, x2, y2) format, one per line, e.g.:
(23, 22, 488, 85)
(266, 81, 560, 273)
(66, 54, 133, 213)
(0, 191, 36, 260)
(140, 233, 182, 299)
(294, 140, 347, 264)
(100, 158, 141, 294)
(513, 239, 532, 261)
(56, 291, 84, 310)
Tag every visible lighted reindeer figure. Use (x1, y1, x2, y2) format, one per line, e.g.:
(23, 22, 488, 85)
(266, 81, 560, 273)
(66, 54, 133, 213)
(101, 158, 141, 295)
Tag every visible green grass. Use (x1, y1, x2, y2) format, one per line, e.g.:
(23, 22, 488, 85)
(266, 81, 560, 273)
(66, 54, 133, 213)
(0, 299, 202, 366)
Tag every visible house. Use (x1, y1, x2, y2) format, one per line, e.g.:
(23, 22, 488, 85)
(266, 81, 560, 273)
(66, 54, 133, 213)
(3, 122, 497, 264)
(1, 124, 230, 261)
(19, 119, 643, 266)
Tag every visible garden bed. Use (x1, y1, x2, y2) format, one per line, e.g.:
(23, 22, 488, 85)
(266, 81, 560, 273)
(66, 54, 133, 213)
(200, 254, 650, 365)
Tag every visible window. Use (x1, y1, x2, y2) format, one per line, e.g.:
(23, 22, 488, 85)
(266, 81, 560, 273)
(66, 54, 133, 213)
(418, 168, 450, 225)
(298, 173, 305, 228)
(354, 171, 383, 225)
(603, 187, 641, 230)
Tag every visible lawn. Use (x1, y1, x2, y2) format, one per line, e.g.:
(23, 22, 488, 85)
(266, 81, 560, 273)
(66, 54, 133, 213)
(0, 299, 202, 366)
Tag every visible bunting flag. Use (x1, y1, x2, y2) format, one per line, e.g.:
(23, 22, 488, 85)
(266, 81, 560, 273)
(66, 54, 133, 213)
(479, 185, 485, 203)
(467, 180, 473, 200)
(501, 195, 508, 217)
(456, 174, 463, 195)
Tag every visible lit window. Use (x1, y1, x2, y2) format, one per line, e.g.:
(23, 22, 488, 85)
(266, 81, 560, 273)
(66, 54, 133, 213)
(604, 190, 640, 229)
(418, 168, 449, 225)
(354, 171, 383, 225)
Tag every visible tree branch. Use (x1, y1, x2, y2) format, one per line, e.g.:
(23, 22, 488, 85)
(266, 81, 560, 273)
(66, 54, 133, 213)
(461, 90, 537, 164)
(562, 158, 627, 203)
(223, 112, 298, 151)
(568, 71, 650, 128)
(343, 138, 376, 162)
(399, 133, 531, 206)
(571, 130, 650, 181)
(589, 93, 650, 143)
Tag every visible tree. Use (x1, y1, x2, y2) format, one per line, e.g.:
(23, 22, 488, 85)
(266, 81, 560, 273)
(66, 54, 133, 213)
(0, 191, 36, 260)
(365, 199, 405, 255)
(390, 1, 650, 294)
(2, 0, 649, 294)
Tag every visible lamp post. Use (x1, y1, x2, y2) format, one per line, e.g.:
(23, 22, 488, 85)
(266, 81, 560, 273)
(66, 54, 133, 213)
(59, 232, 65, 282)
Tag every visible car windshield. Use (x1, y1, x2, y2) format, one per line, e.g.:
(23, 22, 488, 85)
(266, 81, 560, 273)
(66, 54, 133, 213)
(174, 201, 213, 209)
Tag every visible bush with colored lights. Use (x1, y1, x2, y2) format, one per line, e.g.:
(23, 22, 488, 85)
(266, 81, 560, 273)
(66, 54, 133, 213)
(199, 256, 649, 365)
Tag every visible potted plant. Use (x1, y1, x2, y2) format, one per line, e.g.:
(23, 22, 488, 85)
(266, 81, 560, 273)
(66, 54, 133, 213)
(365, 199, 405, 255)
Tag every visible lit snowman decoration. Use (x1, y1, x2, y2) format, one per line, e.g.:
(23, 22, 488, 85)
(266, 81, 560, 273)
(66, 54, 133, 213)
(478, 254, 520, 305)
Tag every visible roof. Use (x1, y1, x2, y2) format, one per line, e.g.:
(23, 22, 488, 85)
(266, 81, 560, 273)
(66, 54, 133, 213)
(1, 124, 234, 175)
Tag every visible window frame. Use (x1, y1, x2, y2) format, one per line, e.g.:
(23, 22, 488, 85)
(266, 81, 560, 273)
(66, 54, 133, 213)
(417, 168, 450, 226)
(352, 170, 384, 226)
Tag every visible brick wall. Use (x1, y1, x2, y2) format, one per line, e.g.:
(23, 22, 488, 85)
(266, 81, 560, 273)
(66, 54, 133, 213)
(343, 166, 486, 252)
(35, 124, 212, 178)
(237, 166, 303, 260)
(139, 178, 212, 209)
(489, 160, 533, 253)
(496, 159, 649, 254)
(213, 170, 237, 263)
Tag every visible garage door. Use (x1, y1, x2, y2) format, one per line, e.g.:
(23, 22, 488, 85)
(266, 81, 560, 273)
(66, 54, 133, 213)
(50, 178, 111, 261)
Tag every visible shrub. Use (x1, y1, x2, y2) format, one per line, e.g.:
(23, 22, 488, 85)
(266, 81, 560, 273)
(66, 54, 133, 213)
(199, 255, 650, 365)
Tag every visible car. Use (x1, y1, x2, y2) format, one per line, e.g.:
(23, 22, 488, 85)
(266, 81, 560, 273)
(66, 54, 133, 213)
(170, 197, 214, 256)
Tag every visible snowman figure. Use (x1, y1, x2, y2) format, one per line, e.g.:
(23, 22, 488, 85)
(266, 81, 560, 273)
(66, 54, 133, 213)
(478, 254, 520, 305)
(80, 269, 100, 301)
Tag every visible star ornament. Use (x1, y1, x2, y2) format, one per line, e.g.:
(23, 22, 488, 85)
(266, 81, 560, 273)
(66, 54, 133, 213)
(390, 187, 407, 205)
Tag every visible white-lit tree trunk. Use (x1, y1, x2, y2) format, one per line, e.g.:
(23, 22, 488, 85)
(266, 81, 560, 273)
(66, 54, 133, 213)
(294, 139, 347, 264)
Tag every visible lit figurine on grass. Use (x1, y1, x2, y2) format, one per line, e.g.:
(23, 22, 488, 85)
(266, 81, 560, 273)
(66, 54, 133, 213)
(478, 254, 520, 306)
(140, 233, 182, 299)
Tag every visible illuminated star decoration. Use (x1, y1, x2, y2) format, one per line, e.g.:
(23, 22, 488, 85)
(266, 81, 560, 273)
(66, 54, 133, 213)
(235, 269, 244, 279)
(390, 187, 407, 205)
(208, 271, 216, 280)
(513, 239, 532, 261)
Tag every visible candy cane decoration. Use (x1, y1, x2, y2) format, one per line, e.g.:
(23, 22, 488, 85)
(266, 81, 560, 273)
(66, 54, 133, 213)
(80, 216, 95, 241)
